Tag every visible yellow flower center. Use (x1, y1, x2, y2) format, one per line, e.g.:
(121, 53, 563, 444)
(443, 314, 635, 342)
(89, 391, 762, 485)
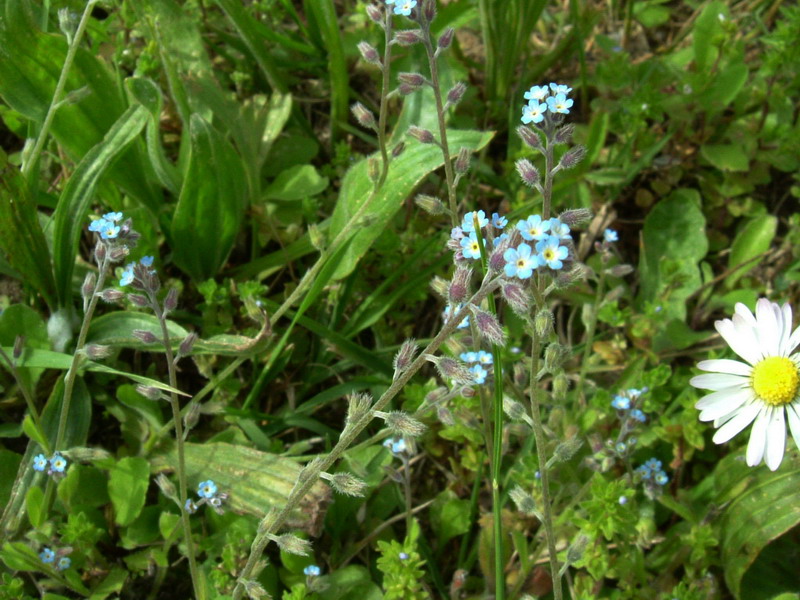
(751, 356, 799, 406)
(517, 259, 526, 268)
(543, 248, 555, 261)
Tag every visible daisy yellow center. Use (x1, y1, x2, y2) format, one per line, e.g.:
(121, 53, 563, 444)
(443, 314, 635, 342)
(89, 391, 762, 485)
(751, 356, 799, 406)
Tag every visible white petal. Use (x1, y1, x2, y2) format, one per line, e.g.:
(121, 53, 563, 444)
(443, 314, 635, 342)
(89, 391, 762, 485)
(715, 318, 761, 365)
(787, 402, 800, 454)
(779, 303, 794, 355)
(713, 402, 761, 444)
(734, 302, 756, 326)
(746, 407, 769, 467)
(755, 298, 780, 356)
(690, 373, 749, 391)
(697, 387, 753, 421)
(765, 408, 786, 471)
(697, 359, 752, 376)
(788, 324, 800, 356)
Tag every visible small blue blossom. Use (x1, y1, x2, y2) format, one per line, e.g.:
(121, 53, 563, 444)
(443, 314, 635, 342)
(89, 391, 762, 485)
(56, 557, 71, 571)
(547, 218, 571, 240)
(491, 212, 507, 229)
(476, 350, 493, 365)
(88, 218, 108, 233)
(604, 228, 618, 243)
(460, 352, 478, 363)
(185, 499, 197, 514)
(103, 212, 123, 223)
(383, 437, 406, 454)
(654, 471, 669, 486)
(615, 442, 627, 454)
(611, 395, 630, 410)
(460, 232, 482, 260)
(546, 93, 573, 115)
(304, 564, 321, 576)
(119, 264, 135, 287)
(516, 214, 549, 241)
(493, 233, 509, 248)
(644, 458, 662, 472)
(100, 222, 121, 240)
(462, 210, 488, 232)
(627, 387, 644, 398)
(521, 102, 547, 125)
(503, 243, 537, 279)
(524, 85, 549, 102)
(629, 409, 646, 423)
(393, 0, 416, 16)
(40, 548, 55, 563)
(140, 256, 154, 267)
(399, 552, 409, 560)
(470, 364, 488, 385)
(197, 480, 217, 499)
(450, 227, 464, 240)
(535, 235, 569, 270)
(549, 83, 572, 95)
(618, 495, 628, 505)
(33, 454, 48, 472)
(635, 464, 652, 480)
(443, 304, 470, 329)
(49, 453, 67, 473)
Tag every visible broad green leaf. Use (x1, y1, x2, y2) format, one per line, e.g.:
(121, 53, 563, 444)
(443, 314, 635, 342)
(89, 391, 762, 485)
(703, 57, 749, 110)
(57, 464, 110, 509)
(22, 416, 49, 452)
(714, 453, 800, 598)
(0, 450, 22, 507)
(264, 165, 328, 201)
(171, 115, 248, 281)
(52, 104, 149, 306)
(0, 541, 42, 572)
(700, 144, 750, 172)
(89, 568, 128, 600)
(638, 189, 708, 321)
(693, 1, 726, 73)
(150, 442, 331, 534)
(108, 457, 150, 526)
(725, 215, 777, 287)
(430, 490, 471, 546)
(329, 129, 494, 280)
(25, 485, 44, 528)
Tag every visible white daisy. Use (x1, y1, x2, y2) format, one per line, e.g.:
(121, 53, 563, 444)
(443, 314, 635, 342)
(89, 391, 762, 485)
(690, 298, 800, 471)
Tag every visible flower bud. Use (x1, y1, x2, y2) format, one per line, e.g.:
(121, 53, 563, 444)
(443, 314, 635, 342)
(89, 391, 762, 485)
(423, 0, 436, 22)
(63, 446, 111, 462)
(132, 329, 158, 344)
(398, 83, 418, 96)
(398, 72, 425, 87)
(109, 245, 129, 261)
(460, 384, 476, 398)
(136, 384, 162, 401)
(517, 125, 543, 151)
(183, 401, 201, 433)
(501, 283, 531, 317)
(447, 82, 467, 106)
(554, 123, 575, 145)
(357, 41, 381, 65)
(425, 354, 473, 384)
(128, 293, 148, 307)
(164, 287, 179, 312)
(516, 158, 540, 187)
(346, 392, 372, 426)
(393, 29, 423, 46)
(393, 339, 418, 377)
(430, 276, 449, 299)
(437, 405, 455, 426)
(544, 342, 567, 371)
(534, 309, 554, 338)
(472, 308, 506, 346)
(82, 272, 96, 303)
(155, 473, 178, 503)
(242, 579, 268, 600)
(488, 247, 506, 272)
(392, 141, 405, 158)
(454, 146, 470, 174)
(438, 27, 454, 50)
(549, 437, 583, 466)
(308, 223, 325, 251)
(415, 194, 445, 215)
(94, 240, 106, 264)
(503, 397, 527, 422)
(352, 102, 376, 129)
(366, 4, 383, 25)
(268, 533, 311, 556)
(558, 208, 592, 227)
(606, 264, 634, 277)
(322, 472, 368, 497)
(449, 267, 471, 303)
(375, 410, 426, 437)
(566, 534, 590, 565)
(553, 373, 569, 401)
(554, 263, 588, 289)
(558, 145, 587, 170)
(12, 335, 24, 360)
(509, 486, 538, 516)
(85, 344, 113, 360)
(407, 126, 435, 144)
(99, 288, 124, 303)
(178, 332, 198, 358)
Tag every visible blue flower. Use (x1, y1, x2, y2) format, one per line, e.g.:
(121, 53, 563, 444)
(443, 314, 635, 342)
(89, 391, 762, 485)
(629, 409, 646, 423)
(393, 0, 416, 15)
(443, 304, 470, 329)
(103, 212, 123, 223)
(604, 228, 618, 243)
(491, 212, 508, 229)
(611, 395, 630, 410)
(88, 218, 108, 233)
(549, 83, 572, 95)
(197, 480, 217, 499)
(40, 548, 55, 563)
(119, 264, 135, 287)
(49, 453, 67, 473)
(185, 499, 198, 514)
(460, 232, 482, 260)
(460, 351, 478, 363)
(304, 565, 321, 576)
(56, 557, 71, 571)
(493, 233, 509, 247)
(524, 85, 549, 102)
(546, 93, 573, 115)
(399, 552, 409, 560)
(450, 227, 464, 240)
(521, 102, 547, 124)
(644, 458, 662, 472)
(140, 256, 154, 267)
(516, 214, 549, 241)
(547, 218, 571, 240)
(618, 495, 628, 505)
(383, 437, 406, 454)
(33, 454, 48, 472)
(635, 464, 652, 480)
(654, 471, 669, 486)
(535, 236, 569, 270)
(627, 387, 644, 398)
(470, 364, 488, 384)
(615, 442, 627, 454)
(503, 243, 537, 279)
(476, 350, 493, 365)
(462, 210, 488, 232)
(100, 222, 121, 240)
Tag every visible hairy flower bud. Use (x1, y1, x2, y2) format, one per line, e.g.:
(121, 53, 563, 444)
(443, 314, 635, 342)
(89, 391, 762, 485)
(566, 534, 590, 565)
(132, 329, 158, 344)
(437, 405, 455, 426)
(98, 288, 124, 303)
(407, 126, 435, 144)
(94, 240, 106, 264)
(425, 354, 473, 384)
(357, 41, 381, 65)
(509, 486, 538, 517)
(535, 309, 554, 338)
(501, 283, 531, 317)
(488, 247, 506, 272)
(178, 332, 198, 358)
(309, 223, 325, 251)
(558, 145, 587, 170)
(549, 437, 583, 469)
(155, 473, 178, 503)
(242, 579, 269, 600)
(544, 343, 567, 371)
(447, 82, 467, 106)
(517, 125, 543, 152)
(398, 72, 425, 87)
(268, 533, 311, 556)
(127, 293, 148, 307)
(366, 4, 383, 25)
(82, 272, 96, 304)
(430, 276, 449, 299)
(516, 158, 540, 187)
(472, 308, 506, 346)
(375, 410, 426, 437)
(454, 146, 471, 175)
(558, 208, 592, 227)
(554, 263, 588, 289)
(503, 396, 528, 422)
(415, 194, 445, 215)
(393, 29, 423, 46)
(85, 344, 113, 360)
(449, 267, 471, 303)
(109, 246, 129, 261)
(438, 27, 454, 50)
(393, 339, 418, 377)
(423, 0, 436, 22)
(554, 123, 575, 145)
(136, 384, 162, 401)
(606, 264, 634, 277)
(346, 392, 373, 426)
(398, 83, 419, 96)
(164, 288, 179, 312)
(553, 373, 569, 401)
(352, 102, 376, 129)
(322, 472, 368, 497)
(183, 401, 201, 433)
(392, 141, 405, 158)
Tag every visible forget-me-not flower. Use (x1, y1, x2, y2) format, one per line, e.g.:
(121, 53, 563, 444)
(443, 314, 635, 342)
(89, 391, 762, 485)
(471, 364, 488, 384)
(503, 243, 537, 279)
(40, 548, 55, 563)
(524, 85, 549, 102)
(604, 228, 618, 243)
(462, 210, 488, 232)
(460, 232, 482, 260)
(517, 214, 549, 241)
(549, 83, 572, 95)
(611, 395, 630, 410)
(185, 499, 198, 514)
(521, 102, 547, 125)
(88, 218, 108, 233)
(548, 218, 571, 240)
(33, 454, 48, 472)
(630, 409, 646, 423)
(304, 565, 321, 576)
(50, 453, 67, 473)
(654, 471, 669, 486)
(535, 235, 568, 270)
(443, 304, 470, 329)
(120, 264, 135, 287)
(198, 480, 218, 499)
(393, 0, 416, 15)
(546, 93, 573, 115)
(491, 213, 507, 229)
(460, 352, 478, 363)
(56, 557, 71, 571)
(476, 350, 493, 365)
(140, 256, 154, 267)
(493, 233, 509, 248)
(103, 212, 123, 223)
(383, 437, 407, 454)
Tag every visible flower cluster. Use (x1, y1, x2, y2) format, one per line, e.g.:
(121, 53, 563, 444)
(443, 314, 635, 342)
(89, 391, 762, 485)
(504, 215, 572, 278)
(460, 350, 493, 385)
(185, 479, 228, 515)
(119, 256, 155, 288)
(386, 0, 416, 16)
(521, 82, 574, 124)
(39, 547, 71, 571)
(610, 388, 647, 424)
(87, 211, 124, 240)
(635, 458, 670, 487)
(32, 452, 68, 478)
(383, 436, 408, 455)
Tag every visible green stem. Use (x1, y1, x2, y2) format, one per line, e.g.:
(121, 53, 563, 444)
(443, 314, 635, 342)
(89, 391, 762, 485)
(231, 279, 502, 599)
(149, 293, 202, 600)
(22, 0, 98, 183)
(0, 347, 47, 451)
